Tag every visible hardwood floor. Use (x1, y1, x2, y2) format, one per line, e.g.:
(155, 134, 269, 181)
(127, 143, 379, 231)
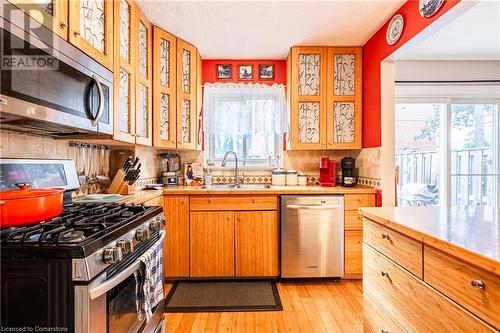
(163, 280, 364, 333)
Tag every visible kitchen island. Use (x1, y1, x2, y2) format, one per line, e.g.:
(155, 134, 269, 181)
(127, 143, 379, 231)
(360, 206, 499, 332)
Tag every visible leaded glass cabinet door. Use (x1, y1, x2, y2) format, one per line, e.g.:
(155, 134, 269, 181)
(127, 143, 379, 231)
(289, 47, 327, 150)
(176, 38, 197, 150)
(327, 47, 362, 149)
(134, 7, 152, 146)
(112, 0, 135, 144)
(153, 27, 177, 149)
(7, 0, 68, 38)
(68, 0, 113, 69)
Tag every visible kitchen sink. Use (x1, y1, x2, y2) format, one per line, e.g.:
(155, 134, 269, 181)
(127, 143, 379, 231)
(197, 184, 272, 190)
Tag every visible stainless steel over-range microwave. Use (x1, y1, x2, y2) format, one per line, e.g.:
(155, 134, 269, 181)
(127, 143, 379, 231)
(0, 3, 113, 136)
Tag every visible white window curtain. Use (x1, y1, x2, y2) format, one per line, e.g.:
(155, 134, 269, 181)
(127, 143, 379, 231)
(204, 82, 286, 137)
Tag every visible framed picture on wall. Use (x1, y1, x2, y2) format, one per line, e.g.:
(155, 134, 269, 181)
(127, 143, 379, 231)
(216, 64, 232, 79)
(238, 65, 253, 80)
(259, 64, 274, 80)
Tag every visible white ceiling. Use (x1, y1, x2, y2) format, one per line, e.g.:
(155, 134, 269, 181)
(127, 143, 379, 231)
(136, 0, 406, 59)
(399, 0, 500, 60)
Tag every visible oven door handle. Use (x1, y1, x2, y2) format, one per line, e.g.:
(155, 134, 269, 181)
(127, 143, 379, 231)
(88, 231, 165, 300)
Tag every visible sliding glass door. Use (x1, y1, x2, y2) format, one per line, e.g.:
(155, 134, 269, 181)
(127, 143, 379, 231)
(395, 99, 499, 208)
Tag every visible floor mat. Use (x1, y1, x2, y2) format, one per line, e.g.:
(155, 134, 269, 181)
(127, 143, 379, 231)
(164, 280, 283, 312)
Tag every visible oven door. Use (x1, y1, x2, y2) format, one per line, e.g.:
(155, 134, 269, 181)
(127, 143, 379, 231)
(0, 12, 112, 135)
(74, 231, 165, 333)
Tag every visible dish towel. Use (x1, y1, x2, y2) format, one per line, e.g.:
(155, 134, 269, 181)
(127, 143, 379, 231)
(135, 235, 164, 321)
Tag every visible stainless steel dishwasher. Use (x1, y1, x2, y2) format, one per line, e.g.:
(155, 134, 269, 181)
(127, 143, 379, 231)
(281, 195, 344, 278)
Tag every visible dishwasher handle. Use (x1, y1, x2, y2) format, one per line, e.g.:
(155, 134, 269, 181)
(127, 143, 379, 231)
(286, 204, 341, 210)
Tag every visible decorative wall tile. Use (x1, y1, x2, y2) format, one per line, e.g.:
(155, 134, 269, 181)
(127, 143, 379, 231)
(298, 102, 320, 143)
(139, 21, 148, 77)
(160, 93, 169, 140)
(119, 69, 129, 132)
(160, 39, 169, 87)
(79, 0, 105, 53)
(334, 54, 355, 95)
(334, 102, 354, 143)
(182, 49, 190, 94)
(182, 99, 190, 143)
(137, 84, 148, 137)
(119, 0, 130, 61)
(298, 54, 320, 96)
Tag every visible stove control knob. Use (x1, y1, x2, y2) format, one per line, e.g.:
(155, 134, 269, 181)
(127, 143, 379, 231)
(149, 219, 164, 233)
(117, 239, 133, 255)
(103, 247, 121, 265)
(136, 228, 150, 242)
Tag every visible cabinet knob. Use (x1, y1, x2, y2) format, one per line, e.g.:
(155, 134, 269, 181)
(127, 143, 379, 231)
(471, 279, 485, 290)
(60, 22, 67, 29)
(381, 330, 389, 333)
(73, 30, 81, 37)
(208, 199, 212, 204)
(358, 197, 362, 201)
(381, 271, 389, 278)
(381, 233, 390, 240)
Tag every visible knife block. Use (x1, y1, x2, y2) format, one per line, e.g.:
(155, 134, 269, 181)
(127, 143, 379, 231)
(108, 170, 136, 195)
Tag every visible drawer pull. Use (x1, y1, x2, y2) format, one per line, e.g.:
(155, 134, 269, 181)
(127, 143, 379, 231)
(381, 330, 389, 333)
(381, 271, 389, 278)
(208, 199, 212, 204)
(471, 279, 486, 290)
(381, 233, 390, 240)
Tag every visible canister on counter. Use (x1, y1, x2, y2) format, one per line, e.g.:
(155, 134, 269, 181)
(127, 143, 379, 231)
(297, 172, 308, 186)
(272, 168, 286, 186)
(286, 169, 298, 186)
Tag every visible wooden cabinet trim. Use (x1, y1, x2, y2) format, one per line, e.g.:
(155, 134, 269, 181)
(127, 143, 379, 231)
(190, 195, 278, 211)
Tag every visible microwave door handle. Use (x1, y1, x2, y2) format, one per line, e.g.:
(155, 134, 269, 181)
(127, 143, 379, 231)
(90, 74, 105, 126)
(85, 75, 105, 127)
(88, 231, 165, 300)
(286, 204, 340, 210)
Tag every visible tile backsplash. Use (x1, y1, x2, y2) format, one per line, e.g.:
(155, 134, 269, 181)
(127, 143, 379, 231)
(1, 130, 71, 159)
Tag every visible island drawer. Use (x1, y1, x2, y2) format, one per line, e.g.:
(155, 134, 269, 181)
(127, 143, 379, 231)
(364, 219, 423, 278)
(424, 245, 500, 330)
(344, 194, 375, 211)
(364, 293, 405, 333)
(363, 244, 497, 333)
(190, 195, 278, 211)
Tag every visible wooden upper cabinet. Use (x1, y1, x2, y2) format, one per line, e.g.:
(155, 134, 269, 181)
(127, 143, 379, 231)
(176, 39, 198, 150)
(152, 27, 177, 149)
(134, 6, 153, 146)
(68, 0, 113, 69)
(113, 0, 135, 144)
(287, 46, 362, 150)
(326, 47, 362, 149)
(288, 47, 328, 150)
(7, 0, 68, 38)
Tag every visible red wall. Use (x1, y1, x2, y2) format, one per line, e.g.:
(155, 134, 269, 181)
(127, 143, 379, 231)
(362, 0, 461, 147)
(202, 59, 286, 85)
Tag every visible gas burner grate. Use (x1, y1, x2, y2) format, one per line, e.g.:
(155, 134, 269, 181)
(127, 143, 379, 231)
(1, 203, 151, 246)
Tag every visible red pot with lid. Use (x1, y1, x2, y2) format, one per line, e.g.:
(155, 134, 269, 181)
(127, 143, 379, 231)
(0, 183, 64, 228)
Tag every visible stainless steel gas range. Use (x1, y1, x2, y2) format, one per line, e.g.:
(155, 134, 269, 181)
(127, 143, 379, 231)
(0, 159, 166, 333)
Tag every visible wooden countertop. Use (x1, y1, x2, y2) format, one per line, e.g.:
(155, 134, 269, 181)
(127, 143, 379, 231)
(360, 206, 500, 275)
(162, 185, 377, 195)
(118, 189, 163, 205)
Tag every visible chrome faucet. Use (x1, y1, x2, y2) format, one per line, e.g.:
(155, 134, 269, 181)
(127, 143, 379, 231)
(221, 151, 241, 186)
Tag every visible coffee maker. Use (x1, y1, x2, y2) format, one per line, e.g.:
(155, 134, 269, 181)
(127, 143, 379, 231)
(341, 157, 357, 187)
(159, 153, 181, 186)
(319, 157, 336, 187)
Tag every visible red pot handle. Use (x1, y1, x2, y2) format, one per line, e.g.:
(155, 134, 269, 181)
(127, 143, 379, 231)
(15, 182, 31, 190)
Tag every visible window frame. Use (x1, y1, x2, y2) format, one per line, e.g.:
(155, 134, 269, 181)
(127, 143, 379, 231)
(395, 97, 500, 208)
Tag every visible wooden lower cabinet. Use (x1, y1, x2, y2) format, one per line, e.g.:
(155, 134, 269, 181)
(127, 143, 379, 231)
(190, 211, 235, 277)
(345, 230, 363, 275)
(163, 195, 190, 278)
(235, 211, 278, 277)
(364, 293, 405, 333)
